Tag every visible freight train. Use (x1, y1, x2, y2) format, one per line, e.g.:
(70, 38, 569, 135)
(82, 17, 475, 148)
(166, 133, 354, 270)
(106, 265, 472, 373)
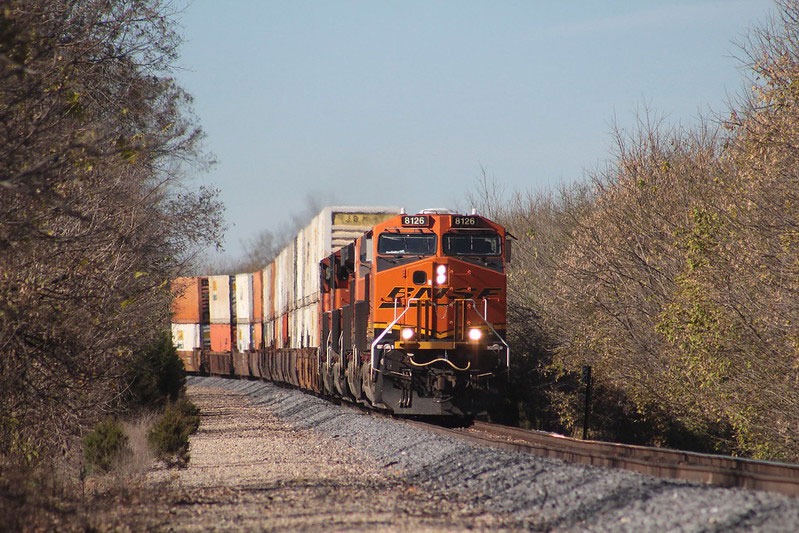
(171, 206, 510, 416)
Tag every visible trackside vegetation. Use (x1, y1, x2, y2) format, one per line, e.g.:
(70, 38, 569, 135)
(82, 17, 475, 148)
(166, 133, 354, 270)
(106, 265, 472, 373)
(83, 418, 130, 474)
(82, 335, 201, 473)
(147, 398, 201, 468)
(0, 0, 220, 527)
(476, 0, 799, 462)
(125, 331, 187, 411)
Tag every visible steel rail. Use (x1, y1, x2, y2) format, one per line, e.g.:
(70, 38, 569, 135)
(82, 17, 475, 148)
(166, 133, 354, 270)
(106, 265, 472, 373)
(405, 419, 799, 498)
(189, 377, 799, 497)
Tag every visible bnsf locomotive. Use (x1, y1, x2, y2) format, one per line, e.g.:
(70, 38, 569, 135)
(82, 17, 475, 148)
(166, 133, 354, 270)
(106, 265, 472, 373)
(171, 206, 510, 416)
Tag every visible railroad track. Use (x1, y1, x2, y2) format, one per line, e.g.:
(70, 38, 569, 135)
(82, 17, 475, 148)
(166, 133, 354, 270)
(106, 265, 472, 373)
(195, 375, 799, 497)
(405, 419, 799, 498)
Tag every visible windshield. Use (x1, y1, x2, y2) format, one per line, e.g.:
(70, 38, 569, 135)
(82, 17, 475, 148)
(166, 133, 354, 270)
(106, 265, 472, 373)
(377, 233, 437, 256)
(443, 232, 501, 256)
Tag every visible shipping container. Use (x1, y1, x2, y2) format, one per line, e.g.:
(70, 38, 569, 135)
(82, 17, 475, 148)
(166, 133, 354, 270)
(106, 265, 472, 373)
(287, 207, 400, 348)
(253, 321, 263, 351)
(209, 275, 233, 324)
(210, 323, 233, 352)
(275, 311, 286, 348)
(236, 323, 253, 352)
(263, 263, 274, 321)
(235, 273, 254, 324)
(274, 239, 294, 318)
(171, 323, 201, 351)
(253, 270, 263, 322)
(267, 319, 276, 349)
(262, 264, 274, 348)
(171, 277, 203, 324)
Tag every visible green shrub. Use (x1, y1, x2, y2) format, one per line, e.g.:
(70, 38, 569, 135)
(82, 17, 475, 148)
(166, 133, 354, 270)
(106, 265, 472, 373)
(83, 418, 130, 473)
(147, 398, 200, 467)
(125, 331, 186, 411)
(175, 397, 201, 430)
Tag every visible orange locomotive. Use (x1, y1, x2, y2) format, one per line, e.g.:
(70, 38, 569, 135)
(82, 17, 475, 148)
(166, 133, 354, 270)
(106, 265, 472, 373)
(172, 207, 510, 417)
(320, 209, 509, 415)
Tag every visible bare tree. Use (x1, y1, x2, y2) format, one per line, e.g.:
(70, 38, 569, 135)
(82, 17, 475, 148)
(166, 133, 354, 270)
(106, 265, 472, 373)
(201, 191, 335, 274)
(493, 0, 799, 460)
(0, 0, 222, 467)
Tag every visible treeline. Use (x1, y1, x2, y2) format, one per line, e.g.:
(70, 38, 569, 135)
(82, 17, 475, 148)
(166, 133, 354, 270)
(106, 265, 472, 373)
(199, 192, 334, 275)
(490, 1, 799, 461)
(0, 0, 221, 497)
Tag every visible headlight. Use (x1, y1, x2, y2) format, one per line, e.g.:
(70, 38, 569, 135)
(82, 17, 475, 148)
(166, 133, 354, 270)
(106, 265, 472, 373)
(401, 327, 415, 340)
(436, 264, 447, 285)
(468, 328, 482, 341)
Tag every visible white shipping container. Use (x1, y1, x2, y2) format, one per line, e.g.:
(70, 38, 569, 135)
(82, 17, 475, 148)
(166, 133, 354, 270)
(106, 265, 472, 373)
(275, 314, 285, 348)
(274, 248, 285, 318)
(265, 207, 401, 349)
(262, 264, 274, 320)
(264, 318, 275, 348)
(235, 273, 254, 324)
(296, 226, 308, 312)
(297, 207, 400, 307)
(208, 275, 231, 324)
(236, 323, 253, 352)
(274, 240, 294, 317)
(172, 323, 201, 351)
(292, 307, 301, 348)
(297, 303, 317, 347)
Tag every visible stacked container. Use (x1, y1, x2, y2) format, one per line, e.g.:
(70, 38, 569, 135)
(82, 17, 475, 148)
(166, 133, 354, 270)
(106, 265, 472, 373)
(263, 263, 276, 348)
(209, 274, 234, 352)
(252, 270, 264, 350)
(170, 207, 401, 371)
(170, 276, 205, 372)
(263, 207, 400, 350)
(235, 273, 254, 352)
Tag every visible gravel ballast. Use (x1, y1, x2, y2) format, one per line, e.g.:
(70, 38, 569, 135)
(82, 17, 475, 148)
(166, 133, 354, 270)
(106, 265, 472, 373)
(170, 376, 799, 531)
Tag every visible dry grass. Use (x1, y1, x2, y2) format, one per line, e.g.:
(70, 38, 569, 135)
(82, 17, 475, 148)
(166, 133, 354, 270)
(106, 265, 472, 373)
(119, 413, 156, 476)
(83, 412, 158, 497)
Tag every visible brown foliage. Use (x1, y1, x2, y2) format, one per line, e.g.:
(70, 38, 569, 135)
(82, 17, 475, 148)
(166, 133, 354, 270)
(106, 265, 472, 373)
(0, 0, 222, 469)
(492, 0, 799, 460)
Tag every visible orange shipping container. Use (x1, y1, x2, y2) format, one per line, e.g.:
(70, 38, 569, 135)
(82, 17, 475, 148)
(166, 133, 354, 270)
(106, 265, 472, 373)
(171, 277, 203, 324)
(253, 270, 263, 322)
(253, 322, 263, 351)
(210, 323, 233, 352)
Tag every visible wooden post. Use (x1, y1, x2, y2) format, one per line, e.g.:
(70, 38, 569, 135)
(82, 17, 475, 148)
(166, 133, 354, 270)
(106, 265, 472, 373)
(582, 365, 592, 440)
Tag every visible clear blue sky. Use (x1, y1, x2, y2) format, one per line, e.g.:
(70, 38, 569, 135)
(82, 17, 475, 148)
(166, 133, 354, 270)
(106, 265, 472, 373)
(173, 0, 775, 260)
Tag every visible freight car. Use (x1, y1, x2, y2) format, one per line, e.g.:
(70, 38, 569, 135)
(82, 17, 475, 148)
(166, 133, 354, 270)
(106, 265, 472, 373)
(171, 206, 510, 416)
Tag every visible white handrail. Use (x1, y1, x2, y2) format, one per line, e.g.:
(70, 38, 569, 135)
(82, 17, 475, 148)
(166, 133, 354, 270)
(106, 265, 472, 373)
(466, 298, 510, 369)
(370, 297, 422, 376)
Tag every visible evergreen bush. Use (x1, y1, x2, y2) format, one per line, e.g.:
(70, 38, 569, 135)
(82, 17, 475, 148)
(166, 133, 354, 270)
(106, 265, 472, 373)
(147, 398, 200, 467)
(125, 331, 186, 411)
(83, 418, 130, 473)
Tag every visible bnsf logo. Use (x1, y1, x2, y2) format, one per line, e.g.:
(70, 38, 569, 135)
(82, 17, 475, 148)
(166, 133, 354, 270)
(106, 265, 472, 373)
(379, 286, 502, 308)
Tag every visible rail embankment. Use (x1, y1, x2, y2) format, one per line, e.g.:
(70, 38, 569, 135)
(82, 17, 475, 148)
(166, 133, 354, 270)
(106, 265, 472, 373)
(84, 377, 799, 530)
